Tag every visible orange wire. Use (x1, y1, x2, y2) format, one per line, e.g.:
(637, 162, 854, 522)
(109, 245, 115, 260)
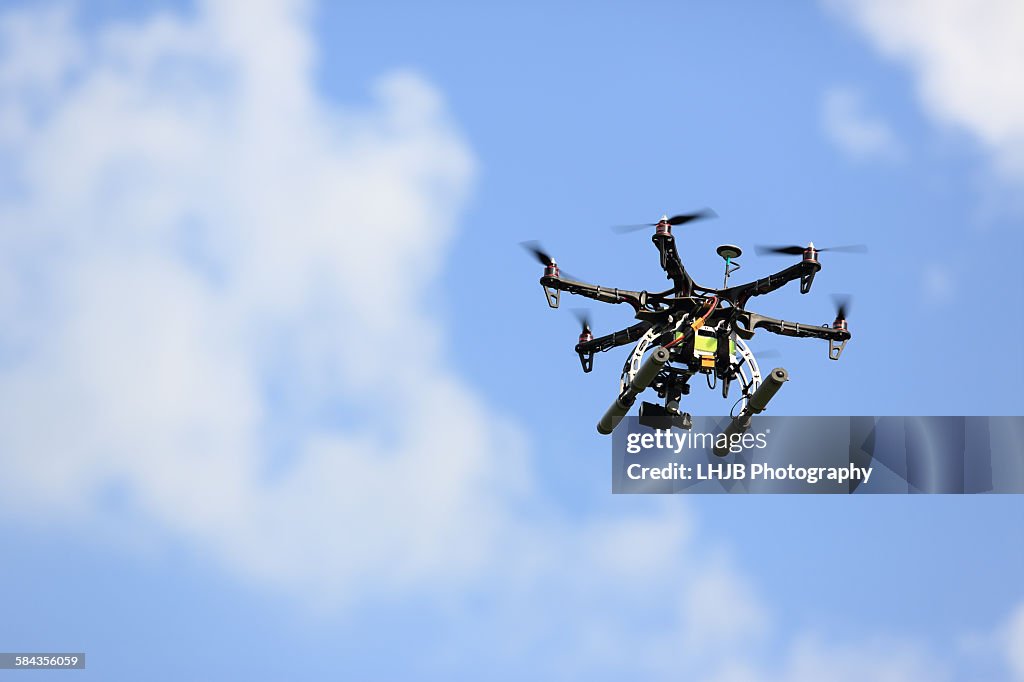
(663, 296, 719, 349)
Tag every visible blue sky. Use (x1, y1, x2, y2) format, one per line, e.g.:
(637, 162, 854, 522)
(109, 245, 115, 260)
(0, 1, 1022, 680)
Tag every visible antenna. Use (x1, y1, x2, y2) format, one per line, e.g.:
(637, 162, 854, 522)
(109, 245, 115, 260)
(716, 244, 742, 287)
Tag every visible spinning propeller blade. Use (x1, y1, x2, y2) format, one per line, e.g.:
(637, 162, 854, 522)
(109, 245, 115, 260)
(755, 245, 806, 255)
(819, 244, 868, 254)
(755, 243, 868, 256)
(572, 309, 592, 336)
(520, 240, 554, 266)
(666, 209, 717, 226)
(519, 241, 590, 282)
(612, 208, 717, 233)
(832, 294, 852, 323)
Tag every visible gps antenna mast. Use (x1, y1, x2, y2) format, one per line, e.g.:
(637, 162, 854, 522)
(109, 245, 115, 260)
(716, 244, 743, 287)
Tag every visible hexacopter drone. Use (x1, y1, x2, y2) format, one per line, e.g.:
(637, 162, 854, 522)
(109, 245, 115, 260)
(524, 210, 861, 442)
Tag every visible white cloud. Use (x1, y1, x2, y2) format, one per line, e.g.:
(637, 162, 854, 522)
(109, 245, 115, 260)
(956, 599, 1024, 681)
(705, 636, 948, 682)
(0, 0, 513, 603)
(822, 86, 902, 161)
(827, 0, 1024, 183)
(0, 2, 772, 666)
(1003, 601, 1024, 680)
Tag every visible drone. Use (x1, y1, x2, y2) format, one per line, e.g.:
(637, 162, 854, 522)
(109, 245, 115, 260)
(523, 210, 861, 444)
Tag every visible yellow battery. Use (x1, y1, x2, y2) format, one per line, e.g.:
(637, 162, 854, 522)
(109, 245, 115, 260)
(694, 329, 736, 355)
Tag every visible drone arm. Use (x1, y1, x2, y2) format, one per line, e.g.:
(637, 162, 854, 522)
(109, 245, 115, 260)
(718, 260, 820, 307)
(652, 233, 693, 296)
(540, 274, 645, 311)
(575, 321, 653, 355)
(736, 311, 850, 342)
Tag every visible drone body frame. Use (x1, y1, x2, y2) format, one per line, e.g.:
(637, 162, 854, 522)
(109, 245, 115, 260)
(529, 214, 853, 439)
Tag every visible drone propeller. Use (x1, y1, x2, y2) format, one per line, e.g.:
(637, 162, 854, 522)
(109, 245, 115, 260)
(520, 240, 592, 283)
(613, 208, 717, 233)
(520, 240, 556, 267)
(754, 243, 868, 256)
(572, 309, 592, 338)
(832, 294, 852, 322)
(572, 309, 596, 371)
